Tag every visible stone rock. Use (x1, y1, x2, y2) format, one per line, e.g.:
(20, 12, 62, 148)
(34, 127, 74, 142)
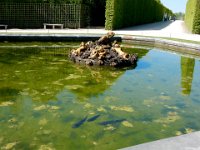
(69, 32, 137, 67)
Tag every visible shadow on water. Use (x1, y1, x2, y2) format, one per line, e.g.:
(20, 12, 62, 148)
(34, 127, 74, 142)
(0, 44, 150, 102)
(62, 64, 127, 99)
(65, 47, 150, 99)
(123, 47, 150, 59)
(123, 47, 150, 70)
(0, 45, 149, 101)
(0, 41, 78, 64)
(0, 47, 41, 64)
(181, 56, 195, 95)
(0, 87, 20, 102)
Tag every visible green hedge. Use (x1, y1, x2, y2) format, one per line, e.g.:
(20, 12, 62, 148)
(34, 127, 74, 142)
(105, 0, 173, 30)
(185, 0, 200, 34)
(0, 0, 92, 4)
(1, 0, 106, 26)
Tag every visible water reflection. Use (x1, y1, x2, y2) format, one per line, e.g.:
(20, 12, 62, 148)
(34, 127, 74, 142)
(123, 47, 150, 59)
(68, 47, 150, 98)
(0, 87, 20, 102)
(64, 66, 125, 99)
(181, 56, 195, 95)
(0, 47, 127, 102)
(0, 45, 150, 101)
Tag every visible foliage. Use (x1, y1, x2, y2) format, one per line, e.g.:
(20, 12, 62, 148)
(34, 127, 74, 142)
(0, 0, 106, 26)
(105, 0, 173, 30)
(185, 0, 200, 34)
(174, 12, 185, 20)
(0, 0, 106, 4)
(0, 3, 89, 28)
(193, 0, 200, 34)
(0, 0, 92, 4)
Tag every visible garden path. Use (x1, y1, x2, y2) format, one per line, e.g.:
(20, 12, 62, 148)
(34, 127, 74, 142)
(0, 20, 200, 42)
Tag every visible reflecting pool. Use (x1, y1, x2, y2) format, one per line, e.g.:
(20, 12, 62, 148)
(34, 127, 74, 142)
(0, 43, 200, 149)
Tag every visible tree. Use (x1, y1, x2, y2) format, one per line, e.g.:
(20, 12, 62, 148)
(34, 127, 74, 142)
(174, 12, 185, 20)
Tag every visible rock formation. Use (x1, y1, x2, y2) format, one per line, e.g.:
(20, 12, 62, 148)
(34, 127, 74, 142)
(69, 32, 137, 67)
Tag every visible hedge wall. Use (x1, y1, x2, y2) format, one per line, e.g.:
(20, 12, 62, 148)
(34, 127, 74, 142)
(0, 0, 106, 27)
(105, 0, 173, 30)
(0, 3, 89, 29)
(0, 0, 86, 4)
(0, 0, 103, 4)
(185, 0, 200, 34)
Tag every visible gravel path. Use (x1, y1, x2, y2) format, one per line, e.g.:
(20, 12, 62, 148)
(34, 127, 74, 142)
(121, 20, 189, 33)
(115, 20, 200, 42)
(0, 20, 200, 42)
(161, 20, 189, 33)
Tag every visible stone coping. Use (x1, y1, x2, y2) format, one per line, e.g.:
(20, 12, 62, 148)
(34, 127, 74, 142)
(121, 131, 200, 150)
(0, 34, 199, 56)
(121, 35, 200, 56)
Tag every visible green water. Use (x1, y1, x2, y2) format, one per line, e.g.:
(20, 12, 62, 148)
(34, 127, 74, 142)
(0, 43, 200, 150)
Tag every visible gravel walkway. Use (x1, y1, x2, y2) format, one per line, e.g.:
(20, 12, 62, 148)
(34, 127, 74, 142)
(115, 20, 200, 42)
(121, 20, 189, 33)
(0, 20, 200, 42)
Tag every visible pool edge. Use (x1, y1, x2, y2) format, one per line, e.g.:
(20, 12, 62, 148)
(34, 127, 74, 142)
(120, 131, 200, 150)
(0, 34, 200, 56)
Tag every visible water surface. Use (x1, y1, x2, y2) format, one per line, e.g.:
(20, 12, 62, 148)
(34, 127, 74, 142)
(0, 43, 200, 149)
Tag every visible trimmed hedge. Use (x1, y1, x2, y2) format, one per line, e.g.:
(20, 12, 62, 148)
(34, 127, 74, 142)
(0, 3, 89, 28)
(0, 0, 98, 4)
(0, 0, 83, 4)
(105, 0, 173, 30)
(185, 0, 200, 34)
(1, 0, 106, 26)
(1, 0, 106, 27)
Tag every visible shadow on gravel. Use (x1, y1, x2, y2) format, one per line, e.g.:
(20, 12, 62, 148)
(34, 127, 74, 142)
(120, 21, 173, 31)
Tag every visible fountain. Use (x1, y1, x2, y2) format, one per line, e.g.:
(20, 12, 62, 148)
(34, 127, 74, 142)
(69, 32, 137, 67)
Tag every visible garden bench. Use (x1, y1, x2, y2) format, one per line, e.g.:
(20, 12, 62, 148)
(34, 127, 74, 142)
(43, 23, 64, 29)
(0, 25, 8, 29)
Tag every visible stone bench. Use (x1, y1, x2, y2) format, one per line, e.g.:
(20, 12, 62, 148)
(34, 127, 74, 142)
(43, 23, 64, 29)
(0, 25, 8, 29)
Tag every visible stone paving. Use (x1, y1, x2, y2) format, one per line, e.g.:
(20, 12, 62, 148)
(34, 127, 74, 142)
(121, 131, 200, 150)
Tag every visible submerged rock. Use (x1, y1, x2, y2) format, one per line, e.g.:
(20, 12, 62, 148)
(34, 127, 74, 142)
(1, 142, 18, 150)
(34, 105, 47, 111)
(0, 101, 14, 107)
(122, 121, 134, 128)
(39, 118, 48, 126)
(33, 105, 60, 111)
(154, 112, 181, 124)
(39, 144, 55, 150)
(110, 106, 134, 112)
(104, 125, 116, 131)
(97, 106, 107, 112)
(69, 32, 137, 67)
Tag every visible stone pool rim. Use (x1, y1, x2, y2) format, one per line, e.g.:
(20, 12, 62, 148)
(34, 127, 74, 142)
(0, 34, 200, 56)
